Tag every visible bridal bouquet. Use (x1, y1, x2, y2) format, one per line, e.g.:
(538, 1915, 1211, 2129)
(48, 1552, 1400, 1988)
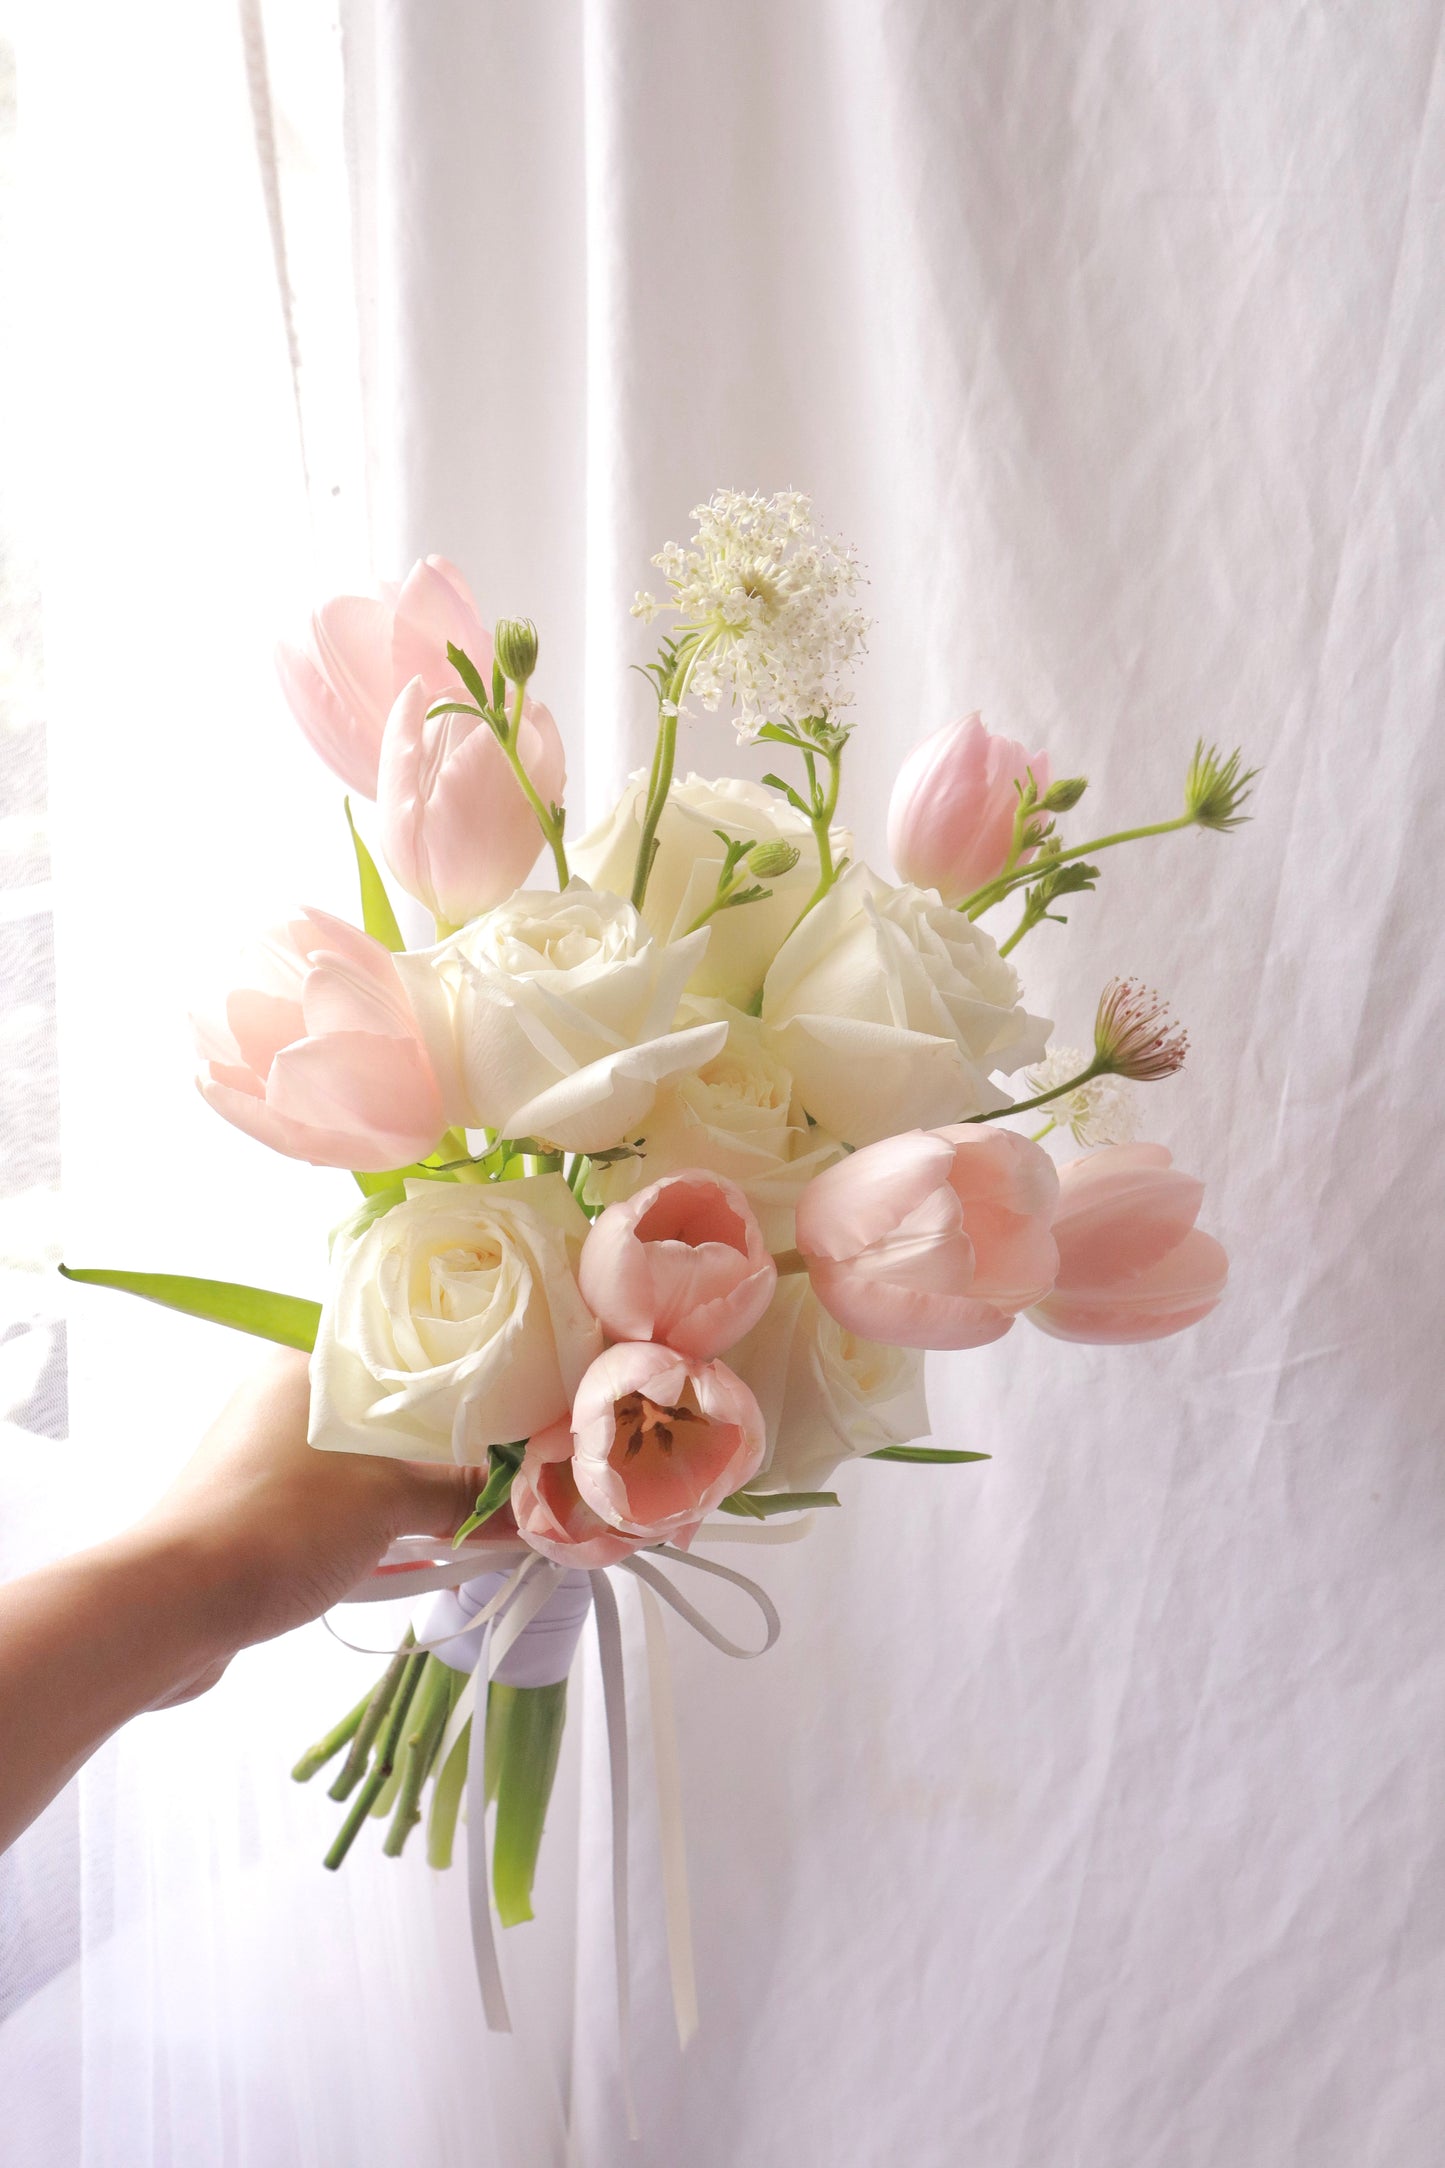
(65, 490, 1250, 1992)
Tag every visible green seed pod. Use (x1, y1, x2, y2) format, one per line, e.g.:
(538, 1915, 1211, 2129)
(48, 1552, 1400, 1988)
(746, 839, 802, 880)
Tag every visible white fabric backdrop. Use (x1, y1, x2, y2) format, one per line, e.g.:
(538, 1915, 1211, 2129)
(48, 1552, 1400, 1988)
(8, 1, 1445, 2162)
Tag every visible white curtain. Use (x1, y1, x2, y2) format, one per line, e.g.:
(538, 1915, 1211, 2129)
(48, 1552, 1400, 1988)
(8, 1, 1445, 2162)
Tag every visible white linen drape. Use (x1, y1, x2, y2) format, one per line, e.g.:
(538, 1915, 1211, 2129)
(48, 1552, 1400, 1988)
(9, 0, 1445, 2162)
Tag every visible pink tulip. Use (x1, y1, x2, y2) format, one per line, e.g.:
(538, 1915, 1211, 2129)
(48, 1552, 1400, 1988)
(887, 714, 1051, 903)
(1027, 1143, 1227, 1343)
(276, 556, 491, 799)
(512, 1419, 647, 1567)
(579, 1170, 777, 1359)
(571, 1341, 766, 1538)
(796, 1124, 1059, 1350)
(193, 907, 445, 1171)
(377, 676, 566, 926)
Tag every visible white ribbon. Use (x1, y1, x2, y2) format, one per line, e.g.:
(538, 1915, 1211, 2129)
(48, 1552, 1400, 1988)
(588, 1570, 638, 2140)
(636, 1578, 697, 2049)
(324, 1521, 786, 2115)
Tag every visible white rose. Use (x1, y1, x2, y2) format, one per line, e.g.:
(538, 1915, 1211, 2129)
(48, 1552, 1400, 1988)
(309, 1174, 604, 1464)
(760, 864, 1050, 1145)
(570, 773, 849, 1008)
(726, 1275, 930, 1493)
(586, 1001, 846, 1249)
(398, 882, 728, 1155)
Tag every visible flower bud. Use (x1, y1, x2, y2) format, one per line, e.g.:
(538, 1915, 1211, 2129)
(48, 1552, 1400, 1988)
(1041, 775, 1088, 812)
(746, 839, 802, 880)
(494, 617, 540, 687)
(887, 714, 1051, 903)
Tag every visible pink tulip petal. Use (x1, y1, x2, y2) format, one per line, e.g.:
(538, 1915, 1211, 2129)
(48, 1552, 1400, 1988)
(392, 559, 494, 693)
(1031, 1227, 1228, 1343)
(276, 642, 382, 798)
(311, 595, 396, 739)
(266, 1034, 444, 1166)
(1052, 1149, 1203, 1285)
(378, 678, 546, 925)
(796, 1130, 958, 1259)
(807, 1256, 1013, 1350)
(224, 987, 305, 1078)
(513, 1421, 643, 1567)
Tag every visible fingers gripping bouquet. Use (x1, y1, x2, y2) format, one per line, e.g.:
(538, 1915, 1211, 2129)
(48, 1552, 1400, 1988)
(65, 495, 1250, 1944)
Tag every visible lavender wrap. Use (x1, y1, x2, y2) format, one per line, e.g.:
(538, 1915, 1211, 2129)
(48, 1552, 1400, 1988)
(423, 1568, 594, 1687)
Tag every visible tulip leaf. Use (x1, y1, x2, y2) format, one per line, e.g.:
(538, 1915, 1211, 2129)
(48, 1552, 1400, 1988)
(343, 798, 405, 953)
(867, 1446, 991, 1464)
(59, 1265, 322, 1351)
(454, 1441, 526, 1545)
(718, 1489, 840, 1518)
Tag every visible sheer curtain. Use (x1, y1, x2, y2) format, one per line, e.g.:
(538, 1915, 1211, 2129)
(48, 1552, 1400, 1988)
(6, 1, 1445, 2163)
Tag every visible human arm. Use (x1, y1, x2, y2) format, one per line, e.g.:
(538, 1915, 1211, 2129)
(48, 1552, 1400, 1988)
(0, 1349, 485, 1853)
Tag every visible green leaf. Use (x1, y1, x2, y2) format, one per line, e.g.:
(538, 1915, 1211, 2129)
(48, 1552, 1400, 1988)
(445, 641, 493, 716)
(343, 799, 405, 953)
(759, 771, 812, 816)
(867, 1446, 991, 1464)
(423, 700, 486, 722)
(717, 1488, 840, 1517)
(58, 1265, 321, 1351)
(454, 1441, 526, 1545)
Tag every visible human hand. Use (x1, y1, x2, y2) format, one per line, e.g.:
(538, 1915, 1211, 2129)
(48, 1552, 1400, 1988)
(130, 1348, 488, 1696)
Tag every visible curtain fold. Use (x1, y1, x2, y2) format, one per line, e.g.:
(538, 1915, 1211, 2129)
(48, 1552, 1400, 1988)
(8, 1, 1444, 2162)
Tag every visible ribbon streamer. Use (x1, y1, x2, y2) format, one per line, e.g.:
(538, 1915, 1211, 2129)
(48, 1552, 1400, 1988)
(322, 1526, 785, 2122)
(589, 1570, 639, 2140)
(636, 1579, 698, 2049)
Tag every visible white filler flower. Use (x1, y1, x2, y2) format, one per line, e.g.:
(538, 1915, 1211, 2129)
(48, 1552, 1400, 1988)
(1025, 1045, 1141, 1146)
(633, 489, 868, 737)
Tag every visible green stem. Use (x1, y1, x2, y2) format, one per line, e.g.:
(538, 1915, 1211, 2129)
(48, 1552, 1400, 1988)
(960, 814, 1194, 918)
(323, 1649, 427, 1869)
(964, 1059, 1104, 1126)
(785, 741, 844, 939)
(630, 630, 718, 908)
(291, 1687, 372, 1784)
(489, 1680, 569, 1927)
(631, 706, 679, 909)
(382, 1656, 457, 1858)
(327, 1630, 415, 1801)
(1029, 1118, 1057, 1142)
(427, 1716, 472, 1870)
(504, 683, 569, 887)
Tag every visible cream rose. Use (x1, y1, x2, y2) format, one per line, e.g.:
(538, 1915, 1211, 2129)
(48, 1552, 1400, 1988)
(586, 1002, 845, 1249)
(398, 882, 728, 1154)
(760, 864, 1050, 1145)
(570, 773, 849, 1008)
(725, 1275, 930, 1493)
(308, 1174, 604, 1463)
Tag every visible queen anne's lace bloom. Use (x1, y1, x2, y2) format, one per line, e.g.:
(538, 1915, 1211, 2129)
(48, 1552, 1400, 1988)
(1025, 1045, 1141, 1147)
(633, 489, 868, 738)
